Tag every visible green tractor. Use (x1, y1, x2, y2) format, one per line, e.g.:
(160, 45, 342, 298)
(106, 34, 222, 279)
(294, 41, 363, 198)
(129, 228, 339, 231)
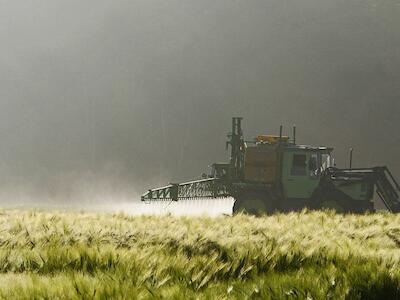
(142, 117, 400, 214)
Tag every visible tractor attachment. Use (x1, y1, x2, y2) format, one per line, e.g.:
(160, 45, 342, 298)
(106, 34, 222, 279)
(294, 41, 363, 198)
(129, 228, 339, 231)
(141, 178, 231, 202)
(322, 167, 400, 213)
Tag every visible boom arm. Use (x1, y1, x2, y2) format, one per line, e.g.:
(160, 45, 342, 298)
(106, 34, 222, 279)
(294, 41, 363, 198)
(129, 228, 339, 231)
(141, 178, 232, 202)
(141, 117, 244, 203)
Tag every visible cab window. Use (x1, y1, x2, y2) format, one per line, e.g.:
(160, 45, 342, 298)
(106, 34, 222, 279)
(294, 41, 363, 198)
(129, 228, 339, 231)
(291, 154, 307, 176)
(309, 153, 319, 177)
(321, 154, 331, 171)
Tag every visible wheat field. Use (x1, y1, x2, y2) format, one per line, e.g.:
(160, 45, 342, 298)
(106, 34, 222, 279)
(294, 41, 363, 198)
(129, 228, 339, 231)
(0, 209, 399, 299)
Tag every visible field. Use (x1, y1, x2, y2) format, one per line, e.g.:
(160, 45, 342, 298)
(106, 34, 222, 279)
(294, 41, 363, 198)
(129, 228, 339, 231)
(0, 210, 399, 299)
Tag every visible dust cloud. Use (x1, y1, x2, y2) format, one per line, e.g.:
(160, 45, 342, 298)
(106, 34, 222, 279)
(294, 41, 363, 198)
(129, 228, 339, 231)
(0, 1, 399, 212)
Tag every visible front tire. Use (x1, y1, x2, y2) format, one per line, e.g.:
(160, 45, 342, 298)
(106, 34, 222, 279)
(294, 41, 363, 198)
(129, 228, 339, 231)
(319, 200, 344, 213)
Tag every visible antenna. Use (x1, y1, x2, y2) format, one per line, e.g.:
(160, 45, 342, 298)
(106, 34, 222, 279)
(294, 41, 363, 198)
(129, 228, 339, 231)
(349, 148, 353, 170)
(293, 125, 296, 144)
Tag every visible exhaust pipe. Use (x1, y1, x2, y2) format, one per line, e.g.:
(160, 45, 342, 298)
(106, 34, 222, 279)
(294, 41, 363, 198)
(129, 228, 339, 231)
(349, 148, 353, 170)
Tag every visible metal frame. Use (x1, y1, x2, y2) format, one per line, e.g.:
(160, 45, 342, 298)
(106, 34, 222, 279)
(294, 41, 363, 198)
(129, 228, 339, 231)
(141, 178, 231, 202)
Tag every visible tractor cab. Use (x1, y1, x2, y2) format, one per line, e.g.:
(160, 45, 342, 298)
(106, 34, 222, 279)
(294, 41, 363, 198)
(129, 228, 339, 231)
(243, 134, 334, 200)
(280, 145, 333, 200)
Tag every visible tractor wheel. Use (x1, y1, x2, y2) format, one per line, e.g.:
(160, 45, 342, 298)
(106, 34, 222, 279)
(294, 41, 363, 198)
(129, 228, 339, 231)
(233, 191, 277, 215)
(309, 184, 347, 213)
(319, 200, 344, 213)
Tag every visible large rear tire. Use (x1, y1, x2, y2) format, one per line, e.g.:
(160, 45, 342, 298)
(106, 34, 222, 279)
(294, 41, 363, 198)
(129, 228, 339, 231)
(233, 191, 278, 215)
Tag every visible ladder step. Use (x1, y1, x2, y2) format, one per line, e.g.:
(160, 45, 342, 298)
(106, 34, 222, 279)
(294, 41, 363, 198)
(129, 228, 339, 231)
(375, 169, 400, 212)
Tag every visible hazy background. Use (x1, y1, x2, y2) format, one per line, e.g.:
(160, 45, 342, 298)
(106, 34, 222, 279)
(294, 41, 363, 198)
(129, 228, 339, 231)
(0, 0, 399, 205)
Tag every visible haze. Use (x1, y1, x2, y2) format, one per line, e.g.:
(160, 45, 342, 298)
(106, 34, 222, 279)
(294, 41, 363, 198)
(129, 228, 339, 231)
(0, 0, 399, 205)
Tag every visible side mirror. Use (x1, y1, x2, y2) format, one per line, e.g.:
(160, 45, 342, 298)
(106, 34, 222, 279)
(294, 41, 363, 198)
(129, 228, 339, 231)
(309, 157, 317, 171)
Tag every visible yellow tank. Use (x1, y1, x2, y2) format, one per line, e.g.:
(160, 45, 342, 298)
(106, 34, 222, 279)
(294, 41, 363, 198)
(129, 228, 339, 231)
(256, 135, 289, 144)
